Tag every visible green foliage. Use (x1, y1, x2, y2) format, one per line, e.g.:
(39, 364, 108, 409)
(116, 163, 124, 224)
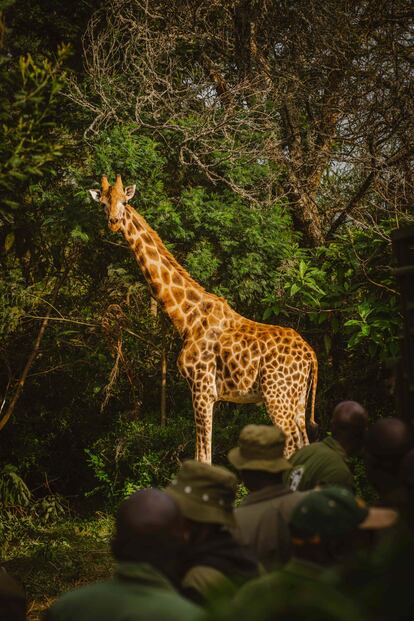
(2, 513, 113, 618)
(89, 126, 298, 315)
(84, 414, 195, 502)
(265, 223, 402, 361)
(0, 46, 69, 225)
(0, 463, 31, 508)
(84, 406, 270, 504)
(0, 264, 31, 336)
(34, 494, 67, 523)
(180, 187, 297, 314)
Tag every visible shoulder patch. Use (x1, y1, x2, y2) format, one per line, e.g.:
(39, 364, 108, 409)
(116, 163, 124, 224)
(289, 466, 305, 491)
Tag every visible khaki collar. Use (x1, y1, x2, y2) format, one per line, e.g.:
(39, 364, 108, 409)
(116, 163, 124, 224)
(240, 483, 292, 507)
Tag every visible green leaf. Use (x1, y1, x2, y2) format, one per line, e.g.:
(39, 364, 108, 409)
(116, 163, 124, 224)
(323, 333, 332, 355)
(4, 232, 14, 251)
(263, 307, 275, 320)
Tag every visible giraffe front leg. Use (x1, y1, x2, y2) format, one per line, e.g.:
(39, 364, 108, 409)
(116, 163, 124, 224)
(191, 383, 216, 464)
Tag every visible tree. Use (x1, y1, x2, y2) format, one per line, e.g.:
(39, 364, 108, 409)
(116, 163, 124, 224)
(73, 0, 414, 246)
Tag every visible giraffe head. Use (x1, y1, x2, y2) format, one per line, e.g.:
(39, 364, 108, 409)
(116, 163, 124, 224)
(89, 174, 136, 232)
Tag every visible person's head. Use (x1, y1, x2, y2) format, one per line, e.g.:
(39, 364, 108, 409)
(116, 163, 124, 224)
(165, 460, 237, 543)
(364, 417, 413, 497)
(111, 488, 184, 580)
(0, 569, 26, 621)
(289, 487, 398, 567)
(330, 401, 369, 456)
(228, 424, 291, 491)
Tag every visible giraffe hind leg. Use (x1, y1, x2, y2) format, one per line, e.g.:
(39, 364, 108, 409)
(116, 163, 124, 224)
(264, 400, 302, 459)
(260, 368, 302, 458)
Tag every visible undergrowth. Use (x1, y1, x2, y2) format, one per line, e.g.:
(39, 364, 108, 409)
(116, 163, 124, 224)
(1, 512, 114, 621)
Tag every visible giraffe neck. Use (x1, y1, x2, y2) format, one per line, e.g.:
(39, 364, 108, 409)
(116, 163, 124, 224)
(120, 205, 232, 336)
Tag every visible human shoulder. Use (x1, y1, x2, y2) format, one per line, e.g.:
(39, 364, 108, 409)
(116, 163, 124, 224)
(289, 441, 326, 463)
(234, 564, 364, 621)
(48, 579, 200, 621)
(46, 581, 113, 621)
(183, 565, 234, 601)
(234, 570, 282, 604)
(320, 462, 353, 488)
(287, 440, 352, 491)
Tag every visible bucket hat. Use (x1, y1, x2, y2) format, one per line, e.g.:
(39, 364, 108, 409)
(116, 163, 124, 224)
(228, 424, 291, 473)
(165, 460, 237, 527)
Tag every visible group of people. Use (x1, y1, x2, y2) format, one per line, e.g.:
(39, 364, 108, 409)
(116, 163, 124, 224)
(2, 401, 414, 620)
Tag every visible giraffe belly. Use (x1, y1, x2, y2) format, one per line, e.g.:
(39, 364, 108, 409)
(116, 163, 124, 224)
(217, 375, 263, 404)
(219, 390, 263, 404)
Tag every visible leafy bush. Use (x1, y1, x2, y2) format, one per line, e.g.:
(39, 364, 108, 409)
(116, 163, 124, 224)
(84, 406, 271, 503)
(84, 414, 195, 502)
(266, 222, 401, 361)
(0, 463, 31, 508)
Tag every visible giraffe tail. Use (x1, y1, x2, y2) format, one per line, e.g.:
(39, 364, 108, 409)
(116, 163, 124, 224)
(308, 351, 318, 428)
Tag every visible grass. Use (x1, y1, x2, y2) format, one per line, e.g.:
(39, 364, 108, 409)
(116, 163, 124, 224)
(1, 512, 114, 621)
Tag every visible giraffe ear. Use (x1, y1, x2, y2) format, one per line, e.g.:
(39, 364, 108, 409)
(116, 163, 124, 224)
(124, 185, 136, 202)
(89, 189, 101, 202)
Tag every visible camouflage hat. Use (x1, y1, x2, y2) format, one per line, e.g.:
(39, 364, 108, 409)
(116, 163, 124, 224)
(289, 486, 398, 539)
(228, 424, 291, 473)
(165, 460, 237, 527)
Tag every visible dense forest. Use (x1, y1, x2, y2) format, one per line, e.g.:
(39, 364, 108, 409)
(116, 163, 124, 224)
(1, 0, 413, 575)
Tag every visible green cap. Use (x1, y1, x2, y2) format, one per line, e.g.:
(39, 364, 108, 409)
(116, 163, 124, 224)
(165, 460, 237, 527)
(228, 424, 292, 473)
(289, 486, 398, 539)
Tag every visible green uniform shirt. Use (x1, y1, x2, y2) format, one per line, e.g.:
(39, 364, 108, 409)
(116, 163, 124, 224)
(46, 562, 200, 621)
(285, 437, 354, 491)
(234, 558, 364, 621)
(233, 484, 307, 569)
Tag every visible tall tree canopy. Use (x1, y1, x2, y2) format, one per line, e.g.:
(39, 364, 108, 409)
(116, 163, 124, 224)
(74, 0, 414, 246)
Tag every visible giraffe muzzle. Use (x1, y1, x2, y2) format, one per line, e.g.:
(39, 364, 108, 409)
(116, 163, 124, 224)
(109, 217, 118, 225)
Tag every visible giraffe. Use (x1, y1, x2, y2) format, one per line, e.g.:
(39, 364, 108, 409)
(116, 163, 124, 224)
(89, 174, 318, 463)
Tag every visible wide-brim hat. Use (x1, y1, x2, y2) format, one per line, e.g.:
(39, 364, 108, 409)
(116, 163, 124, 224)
(359, 506, 398, 530)
(165, 460, 237, 528)
(228, 424, 292, 474)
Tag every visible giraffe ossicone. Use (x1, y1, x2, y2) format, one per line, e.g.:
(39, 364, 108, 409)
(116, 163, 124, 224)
(89, 174, 318, 463)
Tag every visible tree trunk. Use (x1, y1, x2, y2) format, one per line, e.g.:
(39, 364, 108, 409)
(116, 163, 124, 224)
(0, 266, 70, 432)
